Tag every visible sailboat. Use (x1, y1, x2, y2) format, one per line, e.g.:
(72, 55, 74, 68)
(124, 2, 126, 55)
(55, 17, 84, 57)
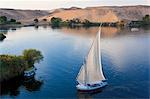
(76, 24, 107, 91)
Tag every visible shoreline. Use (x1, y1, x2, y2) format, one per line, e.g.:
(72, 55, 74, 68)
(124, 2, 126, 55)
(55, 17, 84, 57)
(0, 23, 147, 28)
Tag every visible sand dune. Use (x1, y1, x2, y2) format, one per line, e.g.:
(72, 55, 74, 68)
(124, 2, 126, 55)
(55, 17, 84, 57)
(42, 5, 150, 23)
(0, 5, 150, 25)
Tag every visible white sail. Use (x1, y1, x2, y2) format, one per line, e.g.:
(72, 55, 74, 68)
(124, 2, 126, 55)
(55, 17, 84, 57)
(77, 64, 85, 84)
(77, 26, 106, 84)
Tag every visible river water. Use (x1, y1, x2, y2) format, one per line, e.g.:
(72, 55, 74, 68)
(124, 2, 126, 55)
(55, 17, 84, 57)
(0, 26, 149, 98)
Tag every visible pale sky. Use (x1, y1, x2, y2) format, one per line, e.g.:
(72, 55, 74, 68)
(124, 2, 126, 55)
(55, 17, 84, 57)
(0, 0, 149, 10)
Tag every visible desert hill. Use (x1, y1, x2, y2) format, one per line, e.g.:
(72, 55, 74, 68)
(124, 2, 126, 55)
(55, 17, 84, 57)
(41, 5, 150, 23)
(0, 8, 49, 24)
(0, 5, 150, 25)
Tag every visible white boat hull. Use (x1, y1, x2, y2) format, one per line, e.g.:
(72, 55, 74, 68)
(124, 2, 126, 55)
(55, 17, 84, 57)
(24, 67, 36, 77)
(76, 81, 107, 91)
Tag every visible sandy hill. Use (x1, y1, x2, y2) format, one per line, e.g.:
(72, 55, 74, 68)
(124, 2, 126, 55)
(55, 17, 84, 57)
(41, 5, 150, 23)
(0, 8, 49, 24)
(0, 5, 150, 25)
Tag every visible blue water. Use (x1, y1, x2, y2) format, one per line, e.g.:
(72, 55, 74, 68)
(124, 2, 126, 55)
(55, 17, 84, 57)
(0, 26, 149, 98)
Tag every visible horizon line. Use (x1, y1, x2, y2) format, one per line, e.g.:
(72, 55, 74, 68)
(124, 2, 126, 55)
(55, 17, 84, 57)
(0, 4, 149, 10)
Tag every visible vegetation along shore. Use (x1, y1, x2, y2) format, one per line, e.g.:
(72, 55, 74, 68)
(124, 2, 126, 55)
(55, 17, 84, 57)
(0, 49, 43, 82)
(0, 14, 149, 28)
(0, 5, 150, 27)
(0, 33, 6, 41)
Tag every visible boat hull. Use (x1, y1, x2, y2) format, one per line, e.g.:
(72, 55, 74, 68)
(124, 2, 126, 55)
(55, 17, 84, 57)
(76, 81, 107, 92)
(24, 67, 36, 77)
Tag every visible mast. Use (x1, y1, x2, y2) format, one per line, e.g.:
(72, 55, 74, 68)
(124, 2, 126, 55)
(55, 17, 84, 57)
(84, 59, 87, 85)
(98, 23, 102, 65)
(98, 23, 106, 81)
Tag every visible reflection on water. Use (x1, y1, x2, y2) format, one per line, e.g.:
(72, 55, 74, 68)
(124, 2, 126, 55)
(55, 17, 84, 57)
(77, 92, 93, 99)
(23, 77, 43, 92)
(77, 86, 108, 99)
(60, 26, 119, 37)
(60, 26, 149, 38)
(0, 76, 43, 96)
(0, 26, 149, 98)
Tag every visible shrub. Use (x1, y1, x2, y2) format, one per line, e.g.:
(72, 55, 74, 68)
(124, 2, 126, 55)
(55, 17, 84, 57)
(0, 55, 27, 81)
(0, 49, 43, 82)
(0, 33, 6, 41)
(43, 19, 47, 21)
(16, 22, 21, 24)
(34, 18, 39, 23)
(51, 17, 62, 27)
(82, 19, 91, 26)
(0, 16, 7, 24)
(23, 49, 43, 66)
(142, 14, 150, 26)
(10, 19, 16, 23)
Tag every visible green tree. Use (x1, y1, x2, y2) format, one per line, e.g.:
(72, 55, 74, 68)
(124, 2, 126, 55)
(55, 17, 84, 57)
(142, 14, 150, 26)
(23, 49, 43, 66)
(0, 33, 6, 41)
(83, 19, 91, 26)
(51, 17, 62, 27)
(116, 20, 125, 27)
(0, 55, 27, 81)
(0, 49, 43, 82)
(143, 14, 150, 22)
(16, 22, 21, 24)
(73, 18, 81, 24)
(0, 16, 7, 24)
(34, 18, 39, 23)
(10, 19, 16, 23)
(43, 19, 47, 21)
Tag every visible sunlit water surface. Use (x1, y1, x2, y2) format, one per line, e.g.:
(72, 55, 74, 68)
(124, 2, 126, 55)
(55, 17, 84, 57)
(0, 26, 149, 98)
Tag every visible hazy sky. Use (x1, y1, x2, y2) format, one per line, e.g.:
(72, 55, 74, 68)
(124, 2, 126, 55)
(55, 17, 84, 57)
(0, 0, 149, 10)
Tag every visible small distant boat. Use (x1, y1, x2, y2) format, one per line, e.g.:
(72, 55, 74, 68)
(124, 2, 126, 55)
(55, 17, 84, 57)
(131, 28, 139, 32)
(76, 24, 107, 91)
(24, 67, 36, 77)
